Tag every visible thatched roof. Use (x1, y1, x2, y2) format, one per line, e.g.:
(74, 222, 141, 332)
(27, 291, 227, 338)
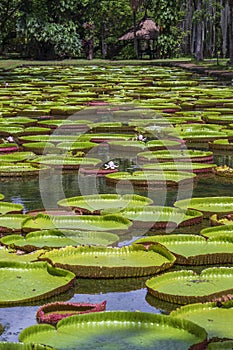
(119, 17, 160, 41)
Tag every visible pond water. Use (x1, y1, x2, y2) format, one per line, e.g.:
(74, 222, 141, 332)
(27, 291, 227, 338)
(0, 64, 233, 346)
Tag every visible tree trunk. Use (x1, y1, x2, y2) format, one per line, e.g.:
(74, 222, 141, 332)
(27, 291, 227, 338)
(101, 23, 107, 59)
(229, 0, 233, 64)
(221, 0, 229, 58)
(194, 0, 204, 60)
(133, 10, 138, 58)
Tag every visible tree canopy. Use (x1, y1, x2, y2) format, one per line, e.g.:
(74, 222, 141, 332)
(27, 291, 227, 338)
(0, 0, 232, 62)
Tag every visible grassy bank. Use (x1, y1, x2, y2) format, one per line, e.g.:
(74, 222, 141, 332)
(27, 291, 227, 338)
(0, 58, 192, 70)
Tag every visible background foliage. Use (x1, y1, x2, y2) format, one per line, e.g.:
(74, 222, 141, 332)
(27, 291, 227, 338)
(0, 0, 233, 62)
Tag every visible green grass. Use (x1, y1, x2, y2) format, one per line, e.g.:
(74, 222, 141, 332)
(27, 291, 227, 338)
(0, 58, 192, 70)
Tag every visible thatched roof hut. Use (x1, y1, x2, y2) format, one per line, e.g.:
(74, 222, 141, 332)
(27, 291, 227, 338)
(119, 17, 160, 41)
(118, 17, 160, 59)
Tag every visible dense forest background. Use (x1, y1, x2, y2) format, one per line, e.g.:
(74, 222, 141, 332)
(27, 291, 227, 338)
(1, 0, 233, 63)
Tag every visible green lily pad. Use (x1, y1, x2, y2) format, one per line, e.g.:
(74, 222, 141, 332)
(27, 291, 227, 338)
(174, 197, 233, 218)
(31, 156, 101, 169)
(1, 116, 36, 126)
(146, 267, 233, 304)
(57, 194, 153, 213)
(39, 244, 175, 278)
(146, 139, 182, 150)
(0, 201, 23, 214)
(0, 214, 27, 233)
(105, 171, 196, 188)
(0, 194, 4, 200)
(207, 340, 233, 349)
(21, 127, 51, 136)
(171, 301, 233, 341)
(179, 130, 228, 142)
(201, 225, 233, 238)
(0, 247, 43, 262)
(142, 162, 216, 174)
(22, 213, 131, 232)
(135, 234, 233, 265)
(0, 163, 48, 177)
(137, 149, 213, 163)
(0, 152, 36, 163)
(19, 311, 207, 350)
(107, 206, 203, 230)
(19, 135, 77, 144)
(0, 230, 119, 251)
(56, 141, 98, 152)
(0, 343, 55, 350)
(0, 261, 75, 305)
(203, 115, 233, 125)
(0, 126, 24, 136)
(22, 142, 56, 154)
(108, 140, 146, 153)
(77, 133, 133, 142)
(209, 139, 233, 151)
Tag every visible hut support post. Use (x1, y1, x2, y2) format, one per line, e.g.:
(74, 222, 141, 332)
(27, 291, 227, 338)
(133, 10, 139, 58)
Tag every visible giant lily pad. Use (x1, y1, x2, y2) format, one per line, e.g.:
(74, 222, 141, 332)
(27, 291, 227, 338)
(0, 201, 23, 214)
(0, 343, 55, 350)
(209, 139, 233, 151)
(19, 311, 207, 350)
(22, 213, 131, 232)
(146, 267, 233, 304)
(0, 152, 36, 163)
(174, 197, 233, 218)
(179, 130, 228, 142)
(207, 341, 233, 349)
(56, 141, 98, 153)
(137, 150, 213, 163)
(19, 135, 78, 144)
(0, 247, 43, 262)
(0, 261, 75, 305)
(171, 301, 233, 341)
(0, 163, 48, 177)
(107, 206, 203, 230)
(146, 139, 182, 150)
(31, 156, 101, 169)
(0, 126, 24, 136)
(0, 230, 119, 251)
(135, 234, 233, 265)
(77, 133, 133, 143)
(108, 140, 146, 155)
(22, 142, 57, 155)
(57, 194, 153, 214)
(105, 171, 196, 188)
(0, 214, 27, 233)
(203, 115, 233, 125)
(39, 244, 175, 278)
(90, 121, 134, 133)
(201, 225, 233, 238)
(21, 127, 51, 136)
(142, 162, 216, 174)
